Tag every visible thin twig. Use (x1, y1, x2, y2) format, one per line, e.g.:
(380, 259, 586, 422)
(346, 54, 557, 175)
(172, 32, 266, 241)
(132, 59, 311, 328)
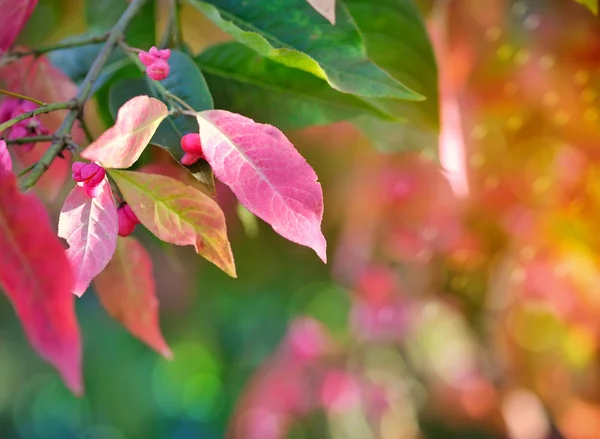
(0, 89, 46, 106)
(17, 162, 37, 178)
(20, 0, 149, 192)
(0, 101, 76, 133)
(79, 117, 95, 144)
(0, 33, 110, 67)
(4, 135, 54, 145)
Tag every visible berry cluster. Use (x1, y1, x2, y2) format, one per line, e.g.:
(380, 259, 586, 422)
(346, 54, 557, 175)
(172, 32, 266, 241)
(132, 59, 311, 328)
(138, 46, 171, 81)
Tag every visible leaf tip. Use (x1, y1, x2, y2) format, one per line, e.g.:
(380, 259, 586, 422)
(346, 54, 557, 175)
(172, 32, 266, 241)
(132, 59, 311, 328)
(161, 347, 174, 361)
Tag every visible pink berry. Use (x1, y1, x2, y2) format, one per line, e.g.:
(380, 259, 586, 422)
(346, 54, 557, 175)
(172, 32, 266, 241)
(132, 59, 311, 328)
(138, 51, 155, 66)
(181, 152, 203, 166)
(156, 48, 171, 60)
(146, 59, 170, 81)
(149, 46, 171, 60)
(180, 133, 204, 156)
(117, 204, 140, 237)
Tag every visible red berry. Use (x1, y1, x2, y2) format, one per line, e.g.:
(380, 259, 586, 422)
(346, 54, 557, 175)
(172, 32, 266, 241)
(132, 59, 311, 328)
(181, 152, 202, 166)
(146, 59, 170, 81)
(180, 133, 204, 156)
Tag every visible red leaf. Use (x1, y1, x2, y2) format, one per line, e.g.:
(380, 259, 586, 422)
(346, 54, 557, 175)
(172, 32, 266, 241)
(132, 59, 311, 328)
(195, 110, 327, 262)
(81, 96, 169, 169)
(58, 179, 119, 297)
(0, 56, 82, 202)
(0, 0, 38, 53)
(0, 154, 82, 395)
(306, 0, 336, 24)
(93, 236, 172, 359)
(109, 169, 237, 277)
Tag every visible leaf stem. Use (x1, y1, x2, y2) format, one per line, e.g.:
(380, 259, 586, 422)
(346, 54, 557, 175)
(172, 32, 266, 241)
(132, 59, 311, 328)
(0, 33, 110, 67)
(0, 101, 76, 133)
(0, 89, 46, 106)
(20, 0, 149, 192)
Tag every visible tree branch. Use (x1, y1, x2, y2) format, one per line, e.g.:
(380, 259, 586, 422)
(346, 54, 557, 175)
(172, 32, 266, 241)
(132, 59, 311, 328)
(20, 0, 149, 192)
(0, 101, 76, 133)
(0, 33, 110, 67)
(4, 135, 54, 145)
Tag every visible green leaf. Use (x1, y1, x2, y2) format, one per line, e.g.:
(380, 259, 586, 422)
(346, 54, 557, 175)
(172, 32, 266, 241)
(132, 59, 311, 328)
(196, 42, 395, 129)
(343, 0, 439, 154)
(48, 35, 127, 86)
(574, 0, 598, 14)
(109, 169, 236, 277)
(15, 0, 60, 47)
(94, 61, 142, 129)
(85, 0, 155, 48)
(108, 51, 216, 194)
(189, 0, 424, 101)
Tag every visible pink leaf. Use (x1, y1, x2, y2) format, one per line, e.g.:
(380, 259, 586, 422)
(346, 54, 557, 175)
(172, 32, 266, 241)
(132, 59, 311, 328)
(58, 178, 119, 297)
(0, 139, 11, 175)
(195, 110, 327, 263)
(81, 96, 169, 168)
(93, 236, 172, 358)
(306, 0, 336, 24)
(0, 0, 38, 53)
(0, 167, 82, 395)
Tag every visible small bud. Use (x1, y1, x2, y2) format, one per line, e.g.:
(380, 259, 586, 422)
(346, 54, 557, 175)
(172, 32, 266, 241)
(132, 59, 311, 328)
(117, 204, 140, 237)
(181, 152, 203, 166)
(146, 59, 170, 81)
(138, 51, 156, 66)
(148, 46, 160, 57)
(180, 133, 204, 157)
(72, 162, 106, 198)
(156, 48, 171, 60)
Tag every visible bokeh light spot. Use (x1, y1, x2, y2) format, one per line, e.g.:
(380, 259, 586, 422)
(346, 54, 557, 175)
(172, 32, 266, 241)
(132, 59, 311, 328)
(512, 2, 528, 16)
(553, 111, 570, 125)
(471, 125, 488, 140)
(515, 49, 531, 65)
(497, 45, 515, 61)
(508, 302, 565, 352)
(523, 14, 542, 30)
(542, 92, 559, 106)
(574, 69, 590, 85)
(524, 14, 541, 30)
(520, 246, 536, 261)
(469, 153, 485, 168)
(562, 327, 596, 368)
(506, 116, 524, 131)
(485, 27, 502, 42)
(581, 88, 597, 103)
(583, 107, 599, 123)
(540, 55, 556, 69)
(182, 373, 224, 421)
(533, 176, 551, 193)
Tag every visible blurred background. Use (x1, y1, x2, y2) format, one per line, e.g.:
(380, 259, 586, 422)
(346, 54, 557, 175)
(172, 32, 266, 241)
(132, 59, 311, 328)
(3, 0, 600, 438)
